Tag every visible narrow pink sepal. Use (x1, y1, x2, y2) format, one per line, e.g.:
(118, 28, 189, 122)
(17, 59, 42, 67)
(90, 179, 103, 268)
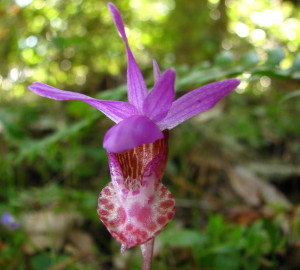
(157, 78, 240, 130)
(108, 3, 148, 111)
(28, 82, 138, 123)
(103, 115, 163, 153)
(143, 69, 176, 122)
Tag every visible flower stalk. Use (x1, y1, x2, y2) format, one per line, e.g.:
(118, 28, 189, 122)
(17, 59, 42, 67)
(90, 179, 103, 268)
(141, 238, 155, 270)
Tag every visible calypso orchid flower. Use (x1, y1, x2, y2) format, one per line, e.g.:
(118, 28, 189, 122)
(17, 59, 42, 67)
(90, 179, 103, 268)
(28, 2, 240, 264)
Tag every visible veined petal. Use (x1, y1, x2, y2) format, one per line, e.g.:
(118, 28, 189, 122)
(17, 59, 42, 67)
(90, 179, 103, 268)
(108, 3, 147, 111)
(152, 59, 161, 83)
(143, 69, 176, 122)
(28, 82, 138, 123)
(103, 115, 163, 153)
(113, 130, 169, 190)
(157, 78, 240, 130)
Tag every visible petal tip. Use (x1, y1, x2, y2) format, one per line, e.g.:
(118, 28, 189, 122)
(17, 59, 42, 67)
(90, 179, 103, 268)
(167, 68, 176, 79)
(27, 82, 42, 92)
(107, 2, 116, 11)
(230, 78, 241, 87)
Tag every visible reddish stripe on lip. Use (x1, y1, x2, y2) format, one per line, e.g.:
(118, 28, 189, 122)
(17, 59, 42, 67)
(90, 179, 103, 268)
(114, 130, 169, 190)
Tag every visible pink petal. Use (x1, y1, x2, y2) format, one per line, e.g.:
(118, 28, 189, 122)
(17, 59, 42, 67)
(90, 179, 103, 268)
(157, 78, 240, 129)
(98, 131, 175, 249)
(28, 82, 138, 123)
(152, 59, 161, 83)
(143, 69, 176, 122)
(98, 182, 175, 249)
(103, 115, 163, 153)
(108, 3, 147, 111)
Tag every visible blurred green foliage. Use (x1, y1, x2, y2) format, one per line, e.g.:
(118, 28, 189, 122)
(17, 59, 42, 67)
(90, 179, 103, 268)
(1, 0, 300, 269)
(158, 216, 285, 270)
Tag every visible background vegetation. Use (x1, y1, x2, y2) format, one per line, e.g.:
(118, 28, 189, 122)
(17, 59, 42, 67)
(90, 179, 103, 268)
(1, 0, 299, 269)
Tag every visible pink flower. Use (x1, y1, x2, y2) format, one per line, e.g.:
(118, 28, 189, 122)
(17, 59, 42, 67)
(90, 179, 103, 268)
(98, 130, 173, 249)
(28, 3, 240, 251)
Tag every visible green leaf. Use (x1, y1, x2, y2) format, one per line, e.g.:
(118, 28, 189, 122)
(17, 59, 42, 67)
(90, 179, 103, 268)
(241, 50, 259, 67)
(159, 229, 208, 247)
(214, 254, 241, 270)
(31, 254, 54, 270)
(281, 89, 300, 103)
(214, 51, 234, 67)
(266, 46, 284, 66)
(290, 52, 300, 71)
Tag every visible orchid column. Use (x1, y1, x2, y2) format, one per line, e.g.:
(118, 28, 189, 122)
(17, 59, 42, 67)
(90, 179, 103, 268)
(28, 2, 240, 269)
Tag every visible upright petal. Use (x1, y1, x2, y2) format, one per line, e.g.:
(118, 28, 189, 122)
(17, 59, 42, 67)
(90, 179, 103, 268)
(157, 78, 240, 130)
(103, 115, 163, 153)
(28, 82, 138, 123)
(143, 69, 176, 122)
(152, 59, 161, 83)
(108, 3, 147, 111)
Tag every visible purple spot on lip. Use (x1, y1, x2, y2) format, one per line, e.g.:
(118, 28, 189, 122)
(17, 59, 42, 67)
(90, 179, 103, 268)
(132, 190, 140, 195)
(122, 188, 129, 194)
(142, 180, 148, 187)
(116, 179, 122, 185)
